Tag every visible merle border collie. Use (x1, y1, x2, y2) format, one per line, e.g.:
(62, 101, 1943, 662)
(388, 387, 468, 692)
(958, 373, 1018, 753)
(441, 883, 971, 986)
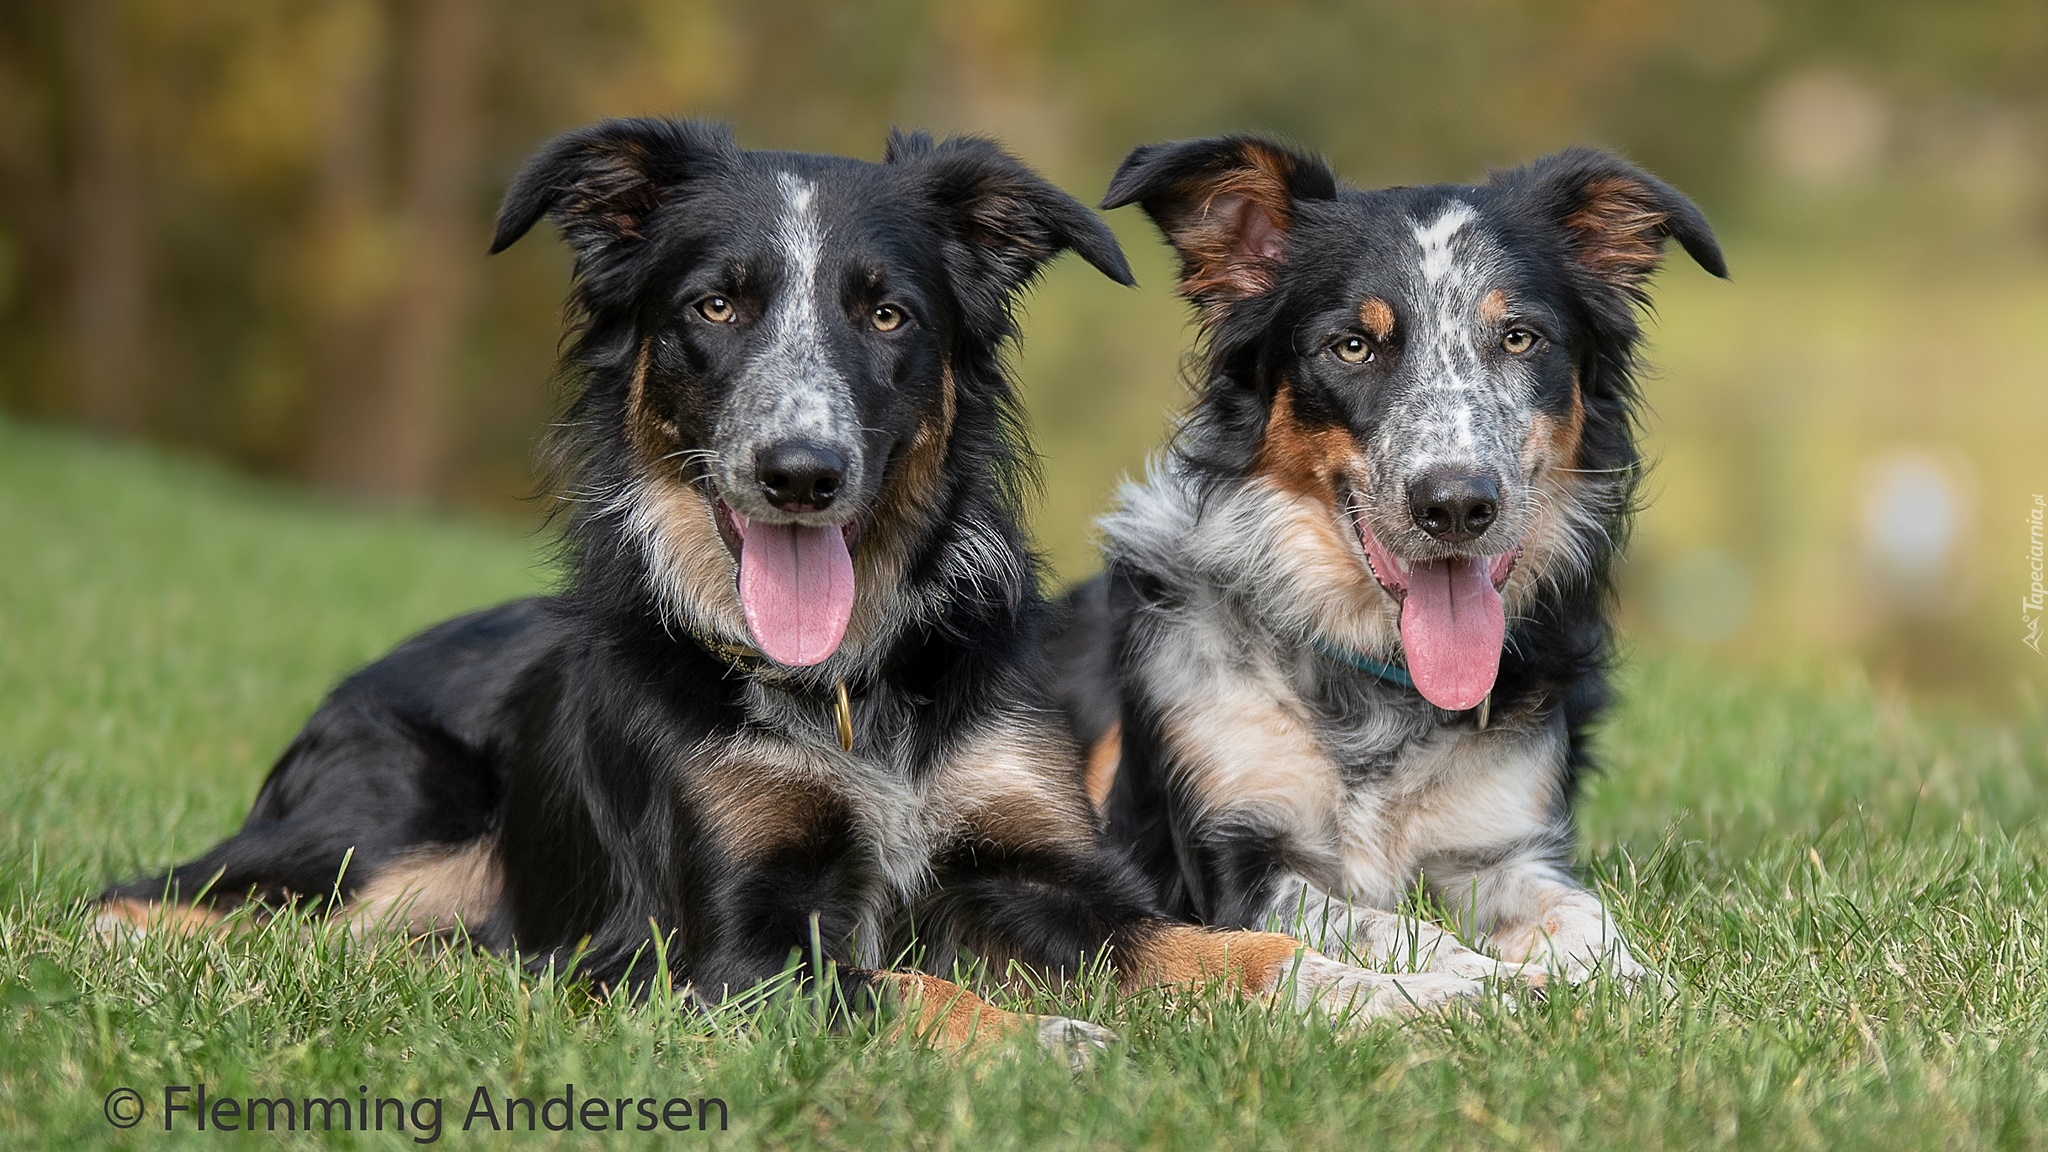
(97, 120, 1489, 1058)
(1050, 136, 1725, 987)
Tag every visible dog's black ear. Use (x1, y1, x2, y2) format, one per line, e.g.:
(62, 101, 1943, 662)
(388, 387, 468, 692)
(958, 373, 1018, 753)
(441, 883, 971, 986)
(1101, 135, 1337, 305)
(490, 118, 738, 257)
(1493, 147, 1727, 298)
(888, 130, 1135, 296)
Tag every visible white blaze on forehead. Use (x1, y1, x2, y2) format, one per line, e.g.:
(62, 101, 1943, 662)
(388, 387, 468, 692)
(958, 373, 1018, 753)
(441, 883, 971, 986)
(773, 172, 825, 343)
(1414, 201, 1477, 284)
(1393, 199, 1522, 478)
(746, 171, 846, 442)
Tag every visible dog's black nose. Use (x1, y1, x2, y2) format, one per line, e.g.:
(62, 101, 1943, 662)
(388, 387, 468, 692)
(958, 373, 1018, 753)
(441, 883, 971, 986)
(1408, 468, 1500, 543)
(756, 441, 847, 512)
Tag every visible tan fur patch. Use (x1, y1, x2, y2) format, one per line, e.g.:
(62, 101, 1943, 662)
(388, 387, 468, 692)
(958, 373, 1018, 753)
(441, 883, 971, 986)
(1358, 297, 1395, 341)
(1563, 176, 1670, 288)
(1237, 477, 1400, 655)
(630, 470, 749, 640)
(1526, 370, 1585, 477)
(698, 764, 846, 864)
(624, 337, 680, 464)
(843, 364, 960, 647)
(1508, 370, 1594, 617)
(940, 720, 1096, 854)
(345, 839, 503, 934)
(888, 362, 959, 521)
(1161, 679, 1339, 850)
(1478, 288, 1509, 326)
(94, 897, 231, 938)
(566, 137, 663, 241)
(1083, 722, 1121, 812)
(1120, 925, 1307, 995)
(875, 971, 1026, 1050)
(616, 331, 752, 642)
(1254, 383, 1361, 508)
(1162, 141, 1301, 303)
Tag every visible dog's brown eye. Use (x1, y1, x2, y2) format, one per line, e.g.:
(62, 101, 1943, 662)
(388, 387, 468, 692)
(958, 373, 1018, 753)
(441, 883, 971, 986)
(1332, 335, 1373, 364)
(1502, 328, 1538, 354)
(696, 295, 735, 323)
(870, 304, 906, 333)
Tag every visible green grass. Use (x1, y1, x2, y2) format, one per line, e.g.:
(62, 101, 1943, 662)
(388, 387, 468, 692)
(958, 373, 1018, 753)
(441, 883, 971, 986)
(4, 416, 2047, 1150)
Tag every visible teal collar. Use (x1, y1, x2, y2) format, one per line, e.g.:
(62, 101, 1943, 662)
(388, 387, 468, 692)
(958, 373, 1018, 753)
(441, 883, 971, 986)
(1310, 639, 1413, 689)
(1310, 638, 1492, 730)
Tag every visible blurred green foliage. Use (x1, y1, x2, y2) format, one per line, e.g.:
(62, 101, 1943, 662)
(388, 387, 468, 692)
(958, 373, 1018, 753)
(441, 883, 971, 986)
(0, 0, 2043, 706)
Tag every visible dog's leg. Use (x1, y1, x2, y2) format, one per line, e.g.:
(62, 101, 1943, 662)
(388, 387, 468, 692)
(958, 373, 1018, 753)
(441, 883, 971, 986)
(1260, 873, 1548, 987)
(1115, 921, 1489, 1022)
(865, 971, 1115, 1068)
(92, 896, 235, 939)
(1429, 853, 1653, 987)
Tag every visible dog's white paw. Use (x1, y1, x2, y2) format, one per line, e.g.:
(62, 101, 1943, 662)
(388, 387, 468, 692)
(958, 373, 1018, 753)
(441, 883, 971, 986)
(1290, 955, 1494, 1021)
(1477, 957, 1552, 992)
(1534, 942, 1668, 994)
(1571, 952, 1672, 995)
(1367, 970, 1497, 1018)
(1034, 1015, 1117, 1070)
(1421, 941, 1550, 990)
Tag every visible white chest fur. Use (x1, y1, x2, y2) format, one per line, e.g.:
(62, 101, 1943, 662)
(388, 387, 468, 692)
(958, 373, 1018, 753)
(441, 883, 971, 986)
(1327, 716, 1566, 908)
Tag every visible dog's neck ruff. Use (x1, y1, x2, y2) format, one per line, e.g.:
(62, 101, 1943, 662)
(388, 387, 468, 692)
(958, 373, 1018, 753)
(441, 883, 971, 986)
(679, 618, 858, 751)
(1311, 636, 1492, 731)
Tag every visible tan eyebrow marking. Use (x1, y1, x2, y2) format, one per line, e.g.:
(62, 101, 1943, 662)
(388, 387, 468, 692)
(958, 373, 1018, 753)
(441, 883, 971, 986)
(1479, 289, 1509, 326)
(1358, 297, 1395, 341)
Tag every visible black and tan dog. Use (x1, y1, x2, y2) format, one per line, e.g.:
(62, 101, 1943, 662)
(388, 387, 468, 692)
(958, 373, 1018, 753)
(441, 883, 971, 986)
(98, 120, 1492, 1057)
(1051, 136, 1725, 986)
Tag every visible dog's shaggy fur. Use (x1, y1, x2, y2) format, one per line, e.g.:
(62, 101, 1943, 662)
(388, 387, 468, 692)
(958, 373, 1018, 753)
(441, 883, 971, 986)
(99, 120, 1487, 1055)
(1050, 136, 1725, 985)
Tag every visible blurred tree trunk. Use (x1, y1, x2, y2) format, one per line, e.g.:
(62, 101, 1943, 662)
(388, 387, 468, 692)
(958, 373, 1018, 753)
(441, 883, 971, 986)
(65, 0, 147, 434)
(305, 0, 392, 491)
(308, 0, 484, 500)
(374, 0, 486, 499)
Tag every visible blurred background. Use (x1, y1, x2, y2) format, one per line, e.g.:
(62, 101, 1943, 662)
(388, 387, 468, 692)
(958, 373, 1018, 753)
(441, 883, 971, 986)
(1, 0, 2043, 713)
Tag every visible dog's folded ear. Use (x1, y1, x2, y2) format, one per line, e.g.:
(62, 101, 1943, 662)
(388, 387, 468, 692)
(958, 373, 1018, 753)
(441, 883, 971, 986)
(887, 130, 1134, 324)
(1101, 135, 1337, 306)
(490, 118, 738, 259)
(1493, 148, 1728, 300)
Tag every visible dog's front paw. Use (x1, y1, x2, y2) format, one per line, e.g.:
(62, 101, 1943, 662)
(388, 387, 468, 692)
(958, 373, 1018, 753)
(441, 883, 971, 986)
(1367, 970, 1496, 1019)
(1034, 1015, 1118, 1070)
(1290, 955, 1494, 1021)
(1564, 950, 1674, 996)
(1530, 939, 1665, 993)
(1421, 940, 1550, 990)
(1494, 910, 1662, 993)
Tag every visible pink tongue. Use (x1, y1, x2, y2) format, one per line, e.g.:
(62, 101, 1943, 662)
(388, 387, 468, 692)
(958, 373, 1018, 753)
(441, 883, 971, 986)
(735, 517, 856, 667)
(1399, 556, 1505, 711)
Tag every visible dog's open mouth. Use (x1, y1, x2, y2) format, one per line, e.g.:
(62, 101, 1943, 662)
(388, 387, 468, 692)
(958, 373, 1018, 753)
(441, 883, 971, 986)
(1346, 500, 1519, 712)
(710, 495, 864, 668)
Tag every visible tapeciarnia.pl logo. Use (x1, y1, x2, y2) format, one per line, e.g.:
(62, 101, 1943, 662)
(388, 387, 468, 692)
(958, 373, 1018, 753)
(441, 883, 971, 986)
(2026, 494, 2045, 656)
